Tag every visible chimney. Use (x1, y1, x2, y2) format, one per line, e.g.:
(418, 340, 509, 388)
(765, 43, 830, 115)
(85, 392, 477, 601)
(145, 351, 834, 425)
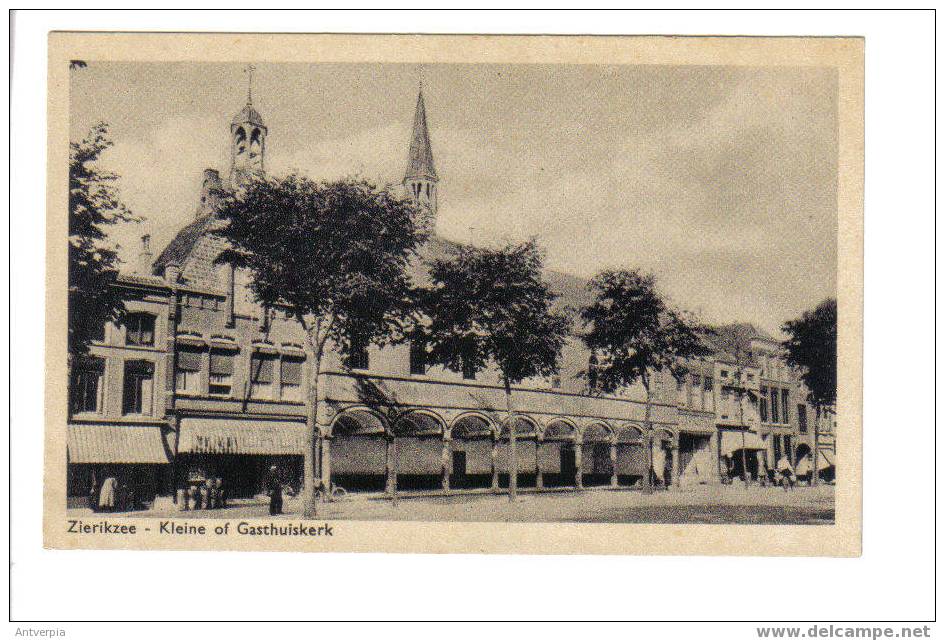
(138, 234, 153, 274)
(164, 261, 181, 284)
(198, 168, 223, 218)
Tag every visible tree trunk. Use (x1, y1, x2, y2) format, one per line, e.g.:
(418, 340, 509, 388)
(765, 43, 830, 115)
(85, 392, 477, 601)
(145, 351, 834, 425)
(812, 404, 821, 487)
(302, 343, 323, 519)
(643, 376, 653, 494)
(739, 390, 749, 487)
(505, 377, 517, 502)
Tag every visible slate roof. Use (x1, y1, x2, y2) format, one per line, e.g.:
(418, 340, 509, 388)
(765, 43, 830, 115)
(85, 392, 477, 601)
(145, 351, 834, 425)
(704, 322, 779, 365)
(416, 235, 592, 316)
(232, 103, 265, 128)
(152, 215, 216, 273)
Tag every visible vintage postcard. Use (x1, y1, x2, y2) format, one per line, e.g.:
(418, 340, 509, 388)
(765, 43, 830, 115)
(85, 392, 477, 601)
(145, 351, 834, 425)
(45, 32, 863, 555)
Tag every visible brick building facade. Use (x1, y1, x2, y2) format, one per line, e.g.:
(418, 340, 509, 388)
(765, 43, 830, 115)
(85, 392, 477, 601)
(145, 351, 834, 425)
(66, 84, 833, 509)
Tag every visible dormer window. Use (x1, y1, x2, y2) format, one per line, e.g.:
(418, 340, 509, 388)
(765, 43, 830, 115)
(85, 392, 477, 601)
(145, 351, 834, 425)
(125, 313, 156, 347)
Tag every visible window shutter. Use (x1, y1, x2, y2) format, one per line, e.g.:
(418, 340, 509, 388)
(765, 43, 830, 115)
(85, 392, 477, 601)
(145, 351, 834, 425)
(210, 351, 235, 376)
(251, 356, 274, 384)
(127, 359, 154, 376)
(177, 349, 202, 372)
(281, 358, 303, 385)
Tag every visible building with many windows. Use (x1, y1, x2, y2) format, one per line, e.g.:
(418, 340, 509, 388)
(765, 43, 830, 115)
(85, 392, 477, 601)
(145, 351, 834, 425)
(66, 82, 832, 509)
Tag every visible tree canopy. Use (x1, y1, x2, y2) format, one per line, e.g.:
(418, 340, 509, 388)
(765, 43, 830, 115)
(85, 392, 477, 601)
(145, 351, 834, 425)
(421, 238, 570, 388)
(580, 268, 712, 393)
(69, 123, 139, 358)
(214, 174, 428, 351)
(781, 297, 837, 409)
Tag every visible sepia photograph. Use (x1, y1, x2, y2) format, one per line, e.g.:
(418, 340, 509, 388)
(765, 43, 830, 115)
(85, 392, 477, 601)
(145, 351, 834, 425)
(43, 32, 863, 557)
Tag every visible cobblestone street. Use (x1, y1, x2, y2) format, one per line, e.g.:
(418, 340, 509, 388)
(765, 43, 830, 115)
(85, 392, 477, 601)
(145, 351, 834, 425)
(78, 484, 835, 525)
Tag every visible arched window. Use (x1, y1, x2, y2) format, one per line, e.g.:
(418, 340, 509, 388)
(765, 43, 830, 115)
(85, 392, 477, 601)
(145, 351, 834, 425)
(234, 127, 247, 155)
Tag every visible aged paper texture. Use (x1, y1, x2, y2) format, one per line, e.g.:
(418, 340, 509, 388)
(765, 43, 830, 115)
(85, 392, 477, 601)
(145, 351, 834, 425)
(45, 32, 863, 555)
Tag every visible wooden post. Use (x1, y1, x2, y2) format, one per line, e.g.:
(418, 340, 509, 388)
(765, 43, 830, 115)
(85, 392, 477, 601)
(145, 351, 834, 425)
(812, 406, 821, 487)
(575, 441, 583, 489)
(386, 435, 398, 507)
(441, 435, 451, 493)
(491, 437, 499, 493)
(671, 445, 680, 489)
(320, 436, 332, 491)
(609, 441, 618, 487)
(535, 440, 543, 491)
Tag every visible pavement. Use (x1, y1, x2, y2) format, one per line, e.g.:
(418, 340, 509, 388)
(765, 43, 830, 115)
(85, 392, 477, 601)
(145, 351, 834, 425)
(74, 483, 835, 525)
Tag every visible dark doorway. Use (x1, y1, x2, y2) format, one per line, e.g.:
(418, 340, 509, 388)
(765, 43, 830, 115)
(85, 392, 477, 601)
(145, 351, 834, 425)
(559, 445, 577, 486)
(452, 451, 467, 477)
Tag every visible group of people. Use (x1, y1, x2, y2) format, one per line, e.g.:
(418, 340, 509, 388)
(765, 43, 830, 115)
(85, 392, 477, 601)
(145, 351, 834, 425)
(90, 475, 137, 512)
(180, 478, 226, 511)
(721, 454, 799, 490)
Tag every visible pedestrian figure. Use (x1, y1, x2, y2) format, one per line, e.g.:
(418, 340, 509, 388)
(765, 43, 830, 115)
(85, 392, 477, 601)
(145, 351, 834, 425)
(266, 465, 283, 515)
(777, 455, 795, 491)
(205, 478, 217, 509)
(215, 477, 226, 508)
(98, 476, 118, 512)
(89, 473, 100, 512)
(191, 483, 202, 510)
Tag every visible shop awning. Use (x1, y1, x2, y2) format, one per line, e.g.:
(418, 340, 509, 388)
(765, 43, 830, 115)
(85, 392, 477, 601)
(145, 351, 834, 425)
(818, 449, 835, 470)
(677, 412, 716, 436)
(68, 424, 171, 464)
(719, 429, 766, 457)
(178, 418, 305, 455)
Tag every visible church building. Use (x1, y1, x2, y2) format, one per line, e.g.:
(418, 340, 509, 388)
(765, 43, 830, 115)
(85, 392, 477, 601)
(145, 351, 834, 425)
(65, 76, 827, 510)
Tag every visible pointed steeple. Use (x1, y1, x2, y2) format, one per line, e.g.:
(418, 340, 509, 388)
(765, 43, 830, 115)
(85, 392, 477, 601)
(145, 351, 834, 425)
(405, 88, 437, 181)
(403, 83, 439, 228)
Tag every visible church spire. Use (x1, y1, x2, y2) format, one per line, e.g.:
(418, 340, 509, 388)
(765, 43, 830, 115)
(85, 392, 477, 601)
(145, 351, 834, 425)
(405, 86, 437, 181)
(404, 82, 438, 225)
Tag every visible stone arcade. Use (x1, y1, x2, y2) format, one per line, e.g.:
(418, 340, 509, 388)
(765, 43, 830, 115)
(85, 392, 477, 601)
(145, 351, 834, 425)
(66, 73, 834, 510)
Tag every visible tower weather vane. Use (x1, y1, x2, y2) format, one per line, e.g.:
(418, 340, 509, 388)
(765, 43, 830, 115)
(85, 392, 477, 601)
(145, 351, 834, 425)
(244, 63, 256, 104)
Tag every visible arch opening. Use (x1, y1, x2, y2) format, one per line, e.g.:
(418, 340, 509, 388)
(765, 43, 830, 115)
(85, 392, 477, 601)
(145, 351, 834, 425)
(581, 423, 614, 487)
(614, 424, 647, 488)
(497, 416, 540, 488)
(393, 411, 445, 491)
(539, 420, 579, 488)
(449, 414, 494, 490)
(330, 409, 387, 493)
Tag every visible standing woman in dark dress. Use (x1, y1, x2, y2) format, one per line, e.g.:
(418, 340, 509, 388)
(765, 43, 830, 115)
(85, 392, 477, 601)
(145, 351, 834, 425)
(266, 465, 283, 515)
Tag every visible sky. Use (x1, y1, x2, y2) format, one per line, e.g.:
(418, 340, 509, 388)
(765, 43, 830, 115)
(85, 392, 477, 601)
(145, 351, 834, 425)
(70, 61, 838, 337)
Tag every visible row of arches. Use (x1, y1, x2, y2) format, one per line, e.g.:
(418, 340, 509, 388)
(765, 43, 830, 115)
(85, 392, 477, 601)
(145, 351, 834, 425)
(323, 406, 679, 494)
(329, 406, 676, 445)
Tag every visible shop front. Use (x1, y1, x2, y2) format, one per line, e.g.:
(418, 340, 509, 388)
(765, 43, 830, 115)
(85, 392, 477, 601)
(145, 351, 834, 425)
(175, 417, 305, 498)
(67, 422, 173, 510)
(677, 411, 717, 486)
(718, 428, 766, 483)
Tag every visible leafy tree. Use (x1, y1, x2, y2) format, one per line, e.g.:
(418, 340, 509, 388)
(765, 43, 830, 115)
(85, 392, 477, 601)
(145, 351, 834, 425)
(782, 298, 837, 485)
(69, 123, 139, 361)
(214, 174, 427, 517)
(580, 269, 712, 489)
(421, 239, 570, 501)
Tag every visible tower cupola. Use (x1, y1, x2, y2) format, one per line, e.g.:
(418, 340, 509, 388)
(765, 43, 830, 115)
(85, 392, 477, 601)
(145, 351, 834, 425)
(229, 64, 267, 186)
